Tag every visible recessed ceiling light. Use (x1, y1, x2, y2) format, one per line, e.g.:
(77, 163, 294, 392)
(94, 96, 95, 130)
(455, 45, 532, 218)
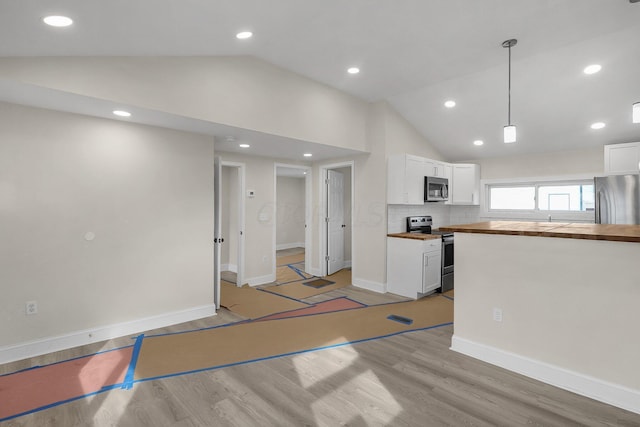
(347, 67, 360, 75)
(112, 110, 131, 117)
(583, 64, 602, 75)
(236, 31, 253, 40)
(444, 100, 456, 108)
(239, 144, 250, 148)
(590, 122, 606, 130)
(43, 15, 73, 27)
(303, 153, 313, 157)
(473, 140, 484, 146)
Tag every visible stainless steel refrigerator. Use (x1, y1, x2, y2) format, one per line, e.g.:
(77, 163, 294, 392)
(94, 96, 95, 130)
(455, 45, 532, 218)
(594, 174, 640, 224)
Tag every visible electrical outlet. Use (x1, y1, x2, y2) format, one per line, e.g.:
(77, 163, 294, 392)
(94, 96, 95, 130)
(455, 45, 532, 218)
(26, 301, 38, 316)
(492, 308, 503, 322)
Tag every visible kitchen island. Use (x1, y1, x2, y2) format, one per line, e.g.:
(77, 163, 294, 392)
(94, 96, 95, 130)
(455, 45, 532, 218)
(438, 221, 640, 415)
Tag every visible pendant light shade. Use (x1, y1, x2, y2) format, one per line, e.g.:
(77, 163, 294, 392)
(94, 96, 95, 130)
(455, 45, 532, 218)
(634, 102, 640, 124)
(504, 125, 517, 143)
(502, 39, 517, 143)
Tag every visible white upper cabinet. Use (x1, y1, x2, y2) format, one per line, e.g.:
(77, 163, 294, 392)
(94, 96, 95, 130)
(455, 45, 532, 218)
(604, 142, 640, 175)
(424, 159, 448, 178)
(451, 164, 480, 205)
(388, 153, 479, 205)
(387, 154, 425, 205)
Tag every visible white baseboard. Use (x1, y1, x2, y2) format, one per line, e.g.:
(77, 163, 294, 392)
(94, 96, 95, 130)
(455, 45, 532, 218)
(221, 263, 238, 273)
(0, 304, 217, 365)
(344, 260, 352, 268)
(451, 335, 640, 415)
(276, 242, 305, 250)
(352, 277, 386, 294)
(246, 273, 276, 287)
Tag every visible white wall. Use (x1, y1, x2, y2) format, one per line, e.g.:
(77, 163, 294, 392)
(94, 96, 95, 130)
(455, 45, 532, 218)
(473, 146, 603, 180)
(383, 101, 445, 161)
(0, 56, 369, 152)
(0, 103, 215, 350)
(276, 176, 305, 249)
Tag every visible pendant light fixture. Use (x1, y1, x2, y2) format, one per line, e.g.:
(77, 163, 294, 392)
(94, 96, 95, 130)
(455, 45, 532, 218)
(502, 39, 517, 143)
(633, 101, 640, 124)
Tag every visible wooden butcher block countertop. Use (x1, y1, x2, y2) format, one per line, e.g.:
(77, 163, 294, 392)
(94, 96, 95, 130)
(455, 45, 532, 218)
(438, 221, 640, 243)
(387, 232, 441, 241)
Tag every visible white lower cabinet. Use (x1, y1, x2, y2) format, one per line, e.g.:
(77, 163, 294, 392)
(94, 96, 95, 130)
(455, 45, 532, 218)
(422, 250, 441, 293)
(387, 236, 442, 299)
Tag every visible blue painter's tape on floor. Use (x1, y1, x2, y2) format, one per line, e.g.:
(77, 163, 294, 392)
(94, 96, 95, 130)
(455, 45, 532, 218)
(121, 334, 144, 390)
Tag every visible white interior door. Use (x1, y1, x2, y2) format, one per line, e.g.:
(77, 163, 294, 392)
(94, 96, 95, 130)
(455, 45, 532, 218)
(235, 165, 245, 288)
(213, 156, 222, 309)
(304, 169, 312, 274)
(327, 170, 345, 275)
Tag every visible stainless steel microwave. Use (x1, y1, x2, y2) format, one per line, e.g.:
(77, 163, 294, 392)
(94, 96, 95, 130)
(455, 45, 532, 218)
(424, 176, 449, 202)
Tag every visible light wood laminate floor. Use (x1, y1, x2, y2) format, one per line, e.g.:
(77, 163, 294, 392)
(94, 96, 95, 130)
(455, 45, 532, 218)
(2, 265, 639, 426)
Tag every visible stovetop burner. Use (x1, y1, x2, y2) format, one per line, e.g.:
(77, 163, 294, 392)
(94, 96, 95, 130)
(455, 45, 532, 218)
(406, 215, 432, 234)
(406, 216, 453, 236)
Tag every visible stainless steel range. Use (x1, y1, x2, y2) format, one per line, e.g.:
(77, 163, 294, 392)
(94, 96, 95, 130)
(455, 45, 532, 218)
(406, 216, 454, 292)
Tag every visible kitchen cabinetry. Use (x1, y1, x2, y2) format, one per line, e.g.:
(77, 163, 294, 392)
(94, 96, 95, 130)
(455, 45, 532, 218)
(387, 154, 425, 205)
(604, 142, 640, 175)
(387, 236, 441, 299)
(387, 153, 479, 205)
(451, 163, 480, 205)
(424, 160, 449, 178)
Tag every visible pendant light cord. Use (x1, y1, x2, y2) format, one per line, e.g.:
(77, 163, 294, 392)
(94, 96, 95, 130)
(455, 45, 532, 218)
(507, 44, 511, 126)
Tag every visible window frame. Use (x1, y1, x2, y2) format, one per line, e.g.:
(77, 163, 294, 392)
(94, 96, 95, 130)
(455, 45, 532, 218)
(481, 175, 596, 222)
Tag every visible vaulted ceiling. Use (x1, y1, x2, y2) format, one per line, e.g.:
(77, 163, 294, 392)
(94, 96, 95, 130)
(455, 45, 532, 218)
(1, 0, 639, 161)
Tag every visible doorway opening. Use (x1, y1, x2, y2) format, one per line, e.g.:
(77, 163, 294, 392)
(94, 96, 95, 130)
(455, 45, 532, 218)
(274, 164, 312, 277)
(215, 160, 245, 303)
(320, 162, 354, 277)
(221, 162, 246, 287)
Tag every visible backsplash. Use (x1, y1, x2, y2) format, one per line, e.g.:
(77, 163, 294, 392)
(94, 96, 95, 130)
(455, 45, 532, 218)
(387, 203, 449, 232)
(388, 203, 596, 232)
(387, 204, 481, 232)
(450, 205, 481, 225)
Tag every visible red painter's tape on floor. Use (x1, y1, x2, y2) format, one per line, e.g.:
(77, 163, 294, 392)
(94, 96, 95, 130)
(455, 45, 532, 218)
(258, 297, 365, 321)
(0, 347, 133, 421)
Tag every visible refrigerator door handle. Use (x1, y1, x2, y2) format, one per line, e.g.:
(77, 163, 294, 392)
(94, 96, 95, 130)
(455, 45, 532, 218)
(595, 191, 601, 224)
